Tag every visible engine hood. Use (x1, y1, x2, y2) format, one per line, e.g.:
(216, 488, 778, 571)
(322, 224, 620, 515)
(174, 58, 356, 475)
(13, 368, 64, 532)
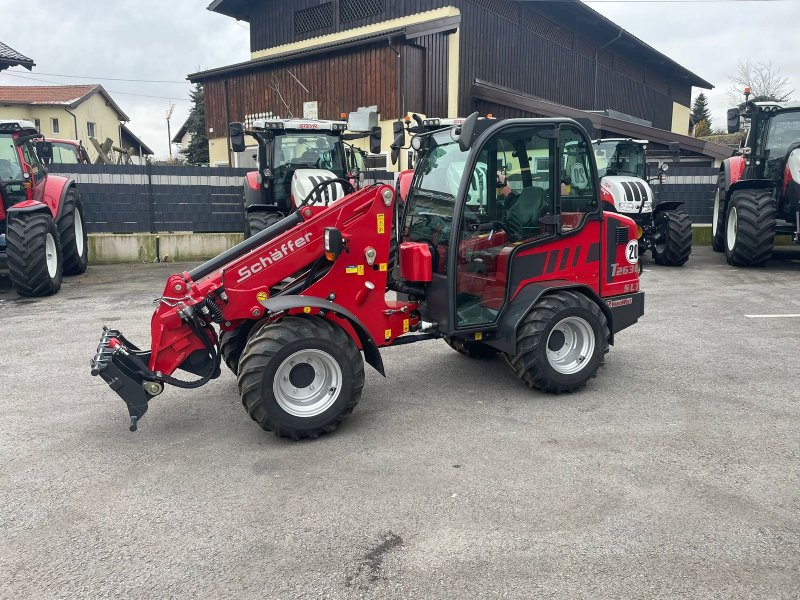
(291, 168, 345, 209)
(600, 175, 653, 214)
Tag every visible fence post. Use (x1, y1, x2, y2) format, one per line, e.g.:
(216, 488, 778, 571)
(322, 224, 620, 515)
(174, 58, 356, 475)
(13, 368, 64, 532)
(145, 162, 156, 233)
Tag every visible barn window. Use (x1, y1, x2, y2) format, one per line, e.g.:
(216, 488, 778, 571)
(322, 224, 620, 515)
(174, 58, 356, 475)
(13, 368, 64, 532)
(294, 3, 333, 35)
(340, 0, 384, 22)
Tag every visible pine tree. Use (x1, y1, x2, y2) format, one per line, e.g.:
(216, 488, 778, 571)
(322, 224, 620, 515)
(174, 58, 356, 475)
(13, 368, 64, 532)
(180, 84, 210, 165)
(691, 93, 712, 129)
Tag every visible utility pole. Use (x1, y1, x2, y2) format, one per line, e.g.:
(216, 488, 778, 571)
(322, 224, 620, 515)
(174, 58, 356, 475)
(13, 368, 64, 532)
(166, 104, 175, 159)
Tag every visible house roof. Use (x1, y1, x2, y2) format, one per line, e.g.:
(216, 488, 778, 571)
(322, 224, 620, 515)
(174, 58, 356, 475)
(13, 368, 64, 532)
(472, 80, 733, 160)
(120, 124, 154, 155)
(0, 84, 130, 121)
(171, 118, 190, 143)
(206, 0, 711, 89)
(0, 41, 34, 71)
(189, 14, 460, 81)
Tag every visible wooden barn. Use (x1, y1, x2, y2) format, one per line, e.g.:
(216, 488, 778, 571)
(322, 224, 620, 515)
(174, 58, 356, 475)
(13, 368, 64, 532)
(190, 0, 727, 167)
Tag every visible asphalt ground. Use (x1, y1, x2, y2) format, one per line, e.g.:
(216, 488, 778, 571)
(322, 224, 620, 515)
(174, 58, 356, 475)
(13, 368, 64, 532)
(1, 246, 799, 599)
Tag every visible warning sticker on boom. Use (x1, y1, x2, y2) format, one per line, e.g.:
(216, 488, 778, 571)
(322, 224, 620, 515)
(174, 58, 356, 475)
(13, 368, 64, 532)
(377, 214, 385, 234)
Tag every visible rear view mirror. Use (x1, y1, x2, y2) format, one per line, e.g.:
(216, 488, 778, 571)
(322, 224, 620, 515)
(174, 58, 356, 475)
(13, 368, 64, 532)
(727, 109, 741, 134)
(390, 120, 406, 165)
(370, 126, 382, 155)
(229, 122, 246, 153)
(457, 112, 480, 152)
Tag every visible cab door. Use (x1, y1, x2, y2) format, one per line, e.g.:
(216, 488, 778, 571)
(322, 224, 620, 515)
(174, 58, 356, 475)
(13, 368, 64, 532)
(450, 122, 602, 331)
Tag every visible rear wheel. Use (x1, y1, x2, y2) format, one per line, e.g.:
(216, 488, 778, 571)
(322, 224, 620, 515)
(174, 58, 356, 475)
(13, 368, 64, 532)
(652, 210, 692, 266)
(237, 316, 364, 439)
(711, 173, 725, 252)
(246, 212, 283, 238)
(508, 290, 609, 393)
(7, 212, 63, 297)
(58, 189, 89, 275)
(445, 337, 498, 358)
(724, 189, 775, 266)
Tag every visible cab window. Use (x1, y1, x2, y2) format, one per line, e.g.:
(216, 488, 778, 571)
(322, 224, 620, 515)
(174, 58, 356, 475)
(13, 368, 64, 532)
(559, 126, 598, 231)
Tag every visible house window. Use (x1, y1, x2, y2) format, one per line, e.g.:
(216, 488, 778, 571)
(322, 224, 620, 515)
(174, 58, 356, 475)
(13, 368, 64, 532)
(51, 118, 60, 134)
(33, 118, 41, 132)
(87, 122, 96, 138)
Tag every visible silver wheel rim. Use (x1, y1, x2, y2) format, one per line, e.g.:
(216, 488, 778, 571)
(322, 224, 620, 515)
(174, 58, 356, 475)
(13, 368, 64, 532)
(726, 206, 737, 250)
(546, 316, 595, 375)
(74, 208, 84, 257)
(712, 188, 720, 237)
(273, 349, 342, 418)
(45, 233, 58, 279)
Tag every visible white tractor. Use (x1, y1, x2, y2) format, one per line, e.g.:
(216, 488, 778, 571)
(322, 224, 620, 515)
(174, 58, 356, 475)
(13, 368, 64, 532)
(594, 138, 692, 266)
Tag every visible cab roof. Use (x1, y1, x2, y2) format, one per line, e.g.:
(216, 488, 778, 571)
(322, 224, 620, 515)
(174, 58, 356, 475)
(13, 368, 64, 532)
(0, 119, 38, 136)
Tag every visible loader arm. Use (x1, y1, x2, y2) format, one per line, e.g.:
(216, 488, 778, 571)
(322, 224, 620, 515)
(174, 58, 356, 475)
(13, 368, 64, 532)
(91, 184, 420, 429)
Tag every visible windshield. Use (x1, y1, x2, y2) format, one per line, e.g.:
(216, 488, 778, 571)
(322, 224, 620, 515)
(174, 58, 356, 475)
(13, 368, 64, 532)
(403, 131, 469, 259)
(593, 140, 645, 179)
(0, 133, 23, 180)
(272, 133, 345, 176)
(51, 142, 81, 164)
(766, 110, 800, 157)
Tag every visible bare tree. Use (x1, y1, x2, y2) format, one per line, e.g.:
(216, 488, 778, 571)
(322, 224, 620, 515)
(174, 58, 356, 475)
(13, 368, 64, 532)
(727, 60, 794, 105)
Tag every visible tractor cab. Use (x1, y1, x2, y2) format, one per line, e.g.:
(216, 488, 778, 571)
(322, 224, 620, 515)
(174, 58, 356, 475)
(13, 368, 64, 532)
(398, 115, 631, 333)
(0, 120, 50, 208)
(593, 139, 648, 180)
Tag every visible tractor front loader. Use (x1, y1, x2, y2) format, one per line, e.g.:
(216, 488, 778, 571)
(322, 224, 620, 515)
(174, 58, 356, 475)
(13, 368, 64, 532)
(91, 114, 644, 439)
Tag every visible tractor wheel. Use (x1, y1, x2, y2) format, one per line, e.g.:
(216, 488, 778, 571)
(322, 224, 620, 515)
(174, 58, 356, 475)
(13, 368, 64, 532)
(652, 210, 692, 266)
(724, 189, 776, 266)
(237, 315, 364, 439)
(220, 321, 256, 375)
(58, 189, 89, 275)
(246, 212, 283, 238)
(508, 290, 609, 394)
(711, 173, 725, 252)
(445, 337, 498, 358)
(7, 211, 63, 297)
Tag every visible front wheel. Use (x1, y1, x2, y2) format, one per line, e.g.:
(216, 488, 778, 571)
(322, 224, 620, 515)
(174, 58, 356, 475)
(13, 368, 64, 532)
(237, 316, 365, 439)
(652, 210, 692, 266)
(246, 212, 283, 238)
(724, 189, 775, 266)
(711, 173, 725, 252)
(507, 290, 609, 393)
(7, 212, 63, 297)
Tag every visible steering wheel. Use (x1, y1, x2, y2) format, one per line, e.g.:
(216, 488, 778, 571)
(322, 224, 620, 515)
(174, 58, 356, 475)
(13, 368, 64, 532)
(299, 177, 357, 207)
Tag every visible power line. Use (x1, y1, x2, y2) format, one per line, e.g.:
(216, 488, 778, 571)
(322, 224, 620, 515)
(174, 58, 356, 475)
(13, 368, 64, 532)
(0, 71, 190, 102)
(7, 69, 188, 84)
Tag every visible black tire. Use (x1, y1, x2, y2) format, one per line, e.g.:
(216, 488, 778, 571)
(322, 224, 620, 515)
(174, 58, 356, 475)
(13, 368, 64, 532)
(220, 321, 256, 375)
(508, 290, 609, 393)
(724, 189, 776, 266)
(58, 189, 89, 275)
(237, 316, 365, 439)
(246, 212, 283, 238)
(652, 210, 692, 266)
(7, 211, 63, 297)
(711, 172, 725, 252)
(445, 337, 498, 358)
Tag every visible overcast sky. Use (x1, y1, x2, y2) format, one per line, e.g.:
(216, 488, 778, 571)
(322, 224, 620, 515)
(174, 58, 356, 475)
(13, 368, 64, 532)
(0, 0, 796, 158)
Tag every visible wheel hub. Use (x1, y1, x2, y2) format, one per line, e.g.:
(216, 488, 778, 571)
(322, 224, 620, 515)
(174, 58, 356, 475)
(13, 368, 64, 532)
(273, 349, 342, 418)
(727, 206, 738, 250)
(45, 233, 57, 278)
(546, 316, 595, 375)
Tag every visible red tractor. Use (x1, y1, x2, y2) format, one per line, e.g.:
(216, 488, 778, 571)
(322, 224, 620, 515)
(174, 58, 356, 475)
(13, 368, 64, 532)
(713, 90, 800, 265)
(91, 114, 644, 438)
(229, 113, 381, 238)
(0, 120, 88, 296)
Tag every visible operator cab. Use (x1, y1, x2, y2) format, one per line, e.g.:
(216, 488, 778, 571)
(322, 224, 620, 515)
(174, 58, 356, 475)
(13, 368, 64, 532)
(399, 115, 601, 332)
(0, 120, 49, 206)
(592, 139, 648, 180)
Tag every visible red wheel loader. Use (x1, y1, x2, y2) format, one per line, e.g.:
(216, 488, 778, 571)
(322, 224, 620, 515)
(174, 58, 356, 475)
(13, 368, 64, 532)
(91, 114, 644, 438)
(0, 120, 88, 297)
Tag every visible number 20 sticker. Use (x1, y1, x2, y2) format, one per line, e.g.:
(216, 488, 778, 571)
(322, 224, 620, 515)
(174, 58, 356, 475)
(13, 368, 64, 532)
(625, 240, 639, 264)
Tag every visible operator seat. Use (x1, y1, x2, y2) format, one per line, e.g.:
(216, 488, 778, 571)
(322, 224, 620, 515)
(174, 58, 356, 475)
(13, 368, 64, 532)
(505, 186, 547, 242)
